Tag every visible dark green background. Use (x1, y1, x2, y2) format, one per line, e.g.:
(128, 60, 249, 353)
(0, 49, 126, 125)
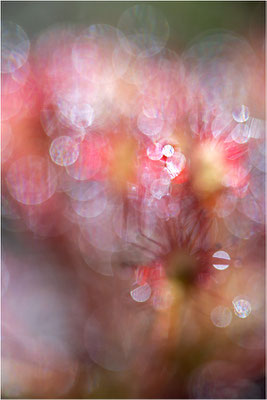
(1, 1, 265, 51)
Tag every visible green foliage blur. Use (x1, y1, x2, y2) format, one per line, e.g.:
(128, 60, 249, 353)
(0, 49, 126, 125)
(2, 1, 265, 50)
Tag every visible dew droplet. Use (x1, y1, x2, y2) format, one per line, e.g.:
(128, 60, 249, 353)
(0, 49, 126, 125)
(232, 297, 251, 318)
(71, 191, 107, 219)
(49, 136, 80, 166)
(162, 144, 174, 158)
(212, 250, 230, 270)
(210, 306, 232, 328)
(130, 283, 151, 303)
(6, 156, 57, 205)
(166, 153, 186, 179)
(118, 4, 169, 57)
(2, 21, 30, 73)
(232, 105, 249, 123)
(137, 112, 164, 136)
(72, 24, 121, 84)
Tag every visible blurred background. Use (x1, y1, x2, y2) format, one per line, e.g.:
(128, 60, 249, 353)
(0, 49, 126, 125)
(1, 1, 265, 399)
(2, 1, 265, 48)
